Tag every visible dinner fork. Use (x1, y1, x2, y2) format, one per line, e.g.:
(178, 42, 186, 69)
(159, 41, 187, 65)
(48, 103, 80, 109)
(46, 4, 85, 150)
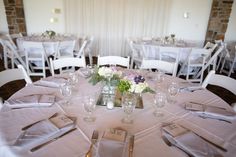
(85, 130, 99, 157)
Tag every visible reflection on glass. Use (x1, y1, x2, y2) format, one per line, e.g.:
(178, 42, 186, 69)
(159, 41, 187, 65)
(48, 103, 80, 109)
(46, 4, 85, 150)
(153, 92, 166, 117)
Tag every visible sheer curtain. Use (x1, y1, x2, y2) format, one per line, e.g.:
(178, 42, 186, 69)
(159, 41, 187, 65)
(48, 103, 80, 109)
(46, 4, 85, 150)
(64, 0, 171, 56)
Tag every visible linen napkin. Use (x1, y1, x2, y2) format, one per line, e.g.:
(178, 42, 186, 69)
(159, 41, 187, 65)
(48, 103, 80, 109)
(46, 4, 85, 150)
(184, 102, 236, 121)
(97, 128, 128, 157)
(14, 114, 75, 148)
(162, 123, 224, 157)
(5, 94, 55, 109)
(35, 77, 67, 88)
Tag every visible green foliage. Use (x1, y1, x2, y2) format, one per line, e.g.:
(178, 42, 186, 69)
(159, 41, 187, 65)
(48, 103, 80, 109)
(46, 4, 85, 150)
(117, 80, 131, 93)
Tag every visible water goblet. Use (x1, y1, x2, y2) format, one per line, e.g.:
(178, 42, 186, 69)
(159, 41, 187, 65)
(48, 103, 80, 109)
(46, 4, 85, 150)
(83, 96, 96, 122)
(156, 71, 164, 83)
(121, 93, 137, 124)
(153, 92, 166, 117)
(60, 82, 72, 106)
(167, 82, 179, 103)
(68, 72, 78, 88)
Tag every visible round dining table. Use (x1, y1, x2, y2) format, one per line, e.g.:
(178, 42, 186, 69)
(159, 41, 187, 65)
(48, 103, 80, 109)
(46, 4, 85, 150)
(0, 68, 236, 157)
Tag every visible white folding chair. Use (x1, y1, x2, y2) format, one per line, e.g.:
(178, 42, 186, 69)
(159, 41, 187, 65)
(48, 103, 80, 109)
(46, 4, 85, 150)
(195, 46, 224, 79)
(74, 39, 88, 58)
(0, 64, 32, 87)
(97, 56, 130, 68)
(55, 40, 76, 58)
(220, 45, 236, 77)
(50, 56, 86, 76)
(0, 39, 27, 69)
(0, 64, 32, 109)
(178, 48, 210, 83)
(23, 41, 50, 78)
(204, 42, 218, 71)
(84, 36, 94, 65)
(6, 33, 23, 50)
(202, 70, 236, 111)
(128, 39, 142, 69)
(140, 59, 178, 76)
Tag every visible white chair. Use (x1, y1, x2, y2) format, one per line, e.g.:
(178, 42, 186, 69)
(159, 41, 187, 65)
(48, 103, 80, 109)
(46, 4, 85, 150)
(178, 48, 210, 83)
(0, 64, 32, 87)
(128, 39, 142, 69)
(216, 42, 229, 71)
(0, 39, 27, 69)
(55, 40, 76, 58)
(203, 42, 218, 71)
(74, 39, 88, 58)
(50, 56, 86, 76)
(84, 36, 94, 65)
(202, 70, 236, 111)
(220, 45, 236, 77)
(195, 46, 224, 79)
(6, 33, 23, 50)
(97, 56, 130, 68)
(23, 41, 50, 78)
(140, 59, 178, 76)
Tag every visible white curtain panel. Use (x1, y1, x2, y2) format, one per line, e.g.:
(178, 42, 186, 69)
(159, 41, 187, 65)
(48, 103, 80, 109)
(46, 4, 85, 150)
(64, 0, 171, 56)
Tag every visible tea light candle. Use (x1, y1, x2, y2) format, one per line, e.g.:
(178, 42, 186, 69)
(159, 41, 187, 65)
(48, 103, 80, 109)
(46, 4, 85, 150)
(107, 100, 114, 110)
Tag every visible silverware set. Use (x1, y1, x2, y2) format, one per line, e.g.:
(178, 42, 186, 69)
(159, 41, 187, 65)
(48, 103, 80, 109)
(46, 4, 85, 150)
(85, 130, 99, 157)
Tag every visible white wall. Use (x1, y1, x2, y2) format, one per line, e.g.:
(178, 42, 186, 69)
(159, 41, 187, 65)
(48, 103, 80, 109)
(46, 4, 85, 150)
(0, 0, 9, 34)
(23, 0, 65, 34)
(167, 0, 212, 45)
(225, 1, 236, 42)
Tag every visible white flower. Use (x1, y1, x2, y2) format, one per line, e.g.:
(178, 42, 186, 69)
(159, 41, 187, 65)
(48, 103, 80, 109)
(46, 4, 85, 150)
(128, 81, 148, 93)
(98, 67, 114, 78)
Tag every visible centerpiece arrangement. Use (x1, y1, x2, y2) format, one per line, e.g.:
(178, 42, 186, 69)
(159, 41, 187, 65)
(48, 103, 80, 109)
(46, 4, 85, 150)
(42, 30, 56, 39)
(88, 67, 154, 109)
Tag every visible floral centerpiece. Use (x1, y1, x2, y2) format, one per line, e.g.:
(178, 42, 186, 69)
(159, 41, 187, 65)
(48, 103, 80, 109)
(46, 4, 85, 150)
(118, 75, 155, 94)
(42, 30, 56, 39)
(89, 66, 122, 86)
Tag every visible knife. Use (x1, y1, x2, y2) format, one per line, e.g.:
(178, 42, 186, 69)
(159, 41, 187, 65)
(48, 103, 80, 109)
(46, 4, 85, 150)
(129, 135, 135, 157)
(30, 127, 77, 152)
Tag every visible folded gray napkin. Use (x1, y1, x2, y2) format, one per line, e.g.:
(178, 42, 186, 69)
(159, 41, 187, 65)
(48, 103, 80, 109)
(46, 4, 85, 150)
(97, 128, 128, 157)
(14, 114, 75, 148)
(185, 102, 236, 121)
(162, 123, 225, 157)
(5, 94, 56, 109)
(35, 77, 67, 88)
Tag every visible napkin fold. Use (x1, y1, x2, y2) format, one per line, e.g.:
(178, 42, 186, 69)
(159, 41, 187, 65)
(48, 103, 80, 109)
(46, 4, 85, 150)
(97, 128, 128, 157)
(5, 94, 55, 109)
(35, 77, 67, 88)
(184, 102, 236, 121)
(162, 123, 224, 157)
(14, 114, 75, 148)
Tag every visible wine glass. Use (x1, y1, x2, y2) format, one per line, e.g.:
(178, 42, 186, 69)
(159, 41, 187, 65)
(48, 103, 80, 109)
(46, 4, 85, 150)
(167, 82, 179, 103)
(60, 82, 72, 106)
(83, 96, 96, 122)
(121, 93, 137, 124)
(68, 72, 78, 88)
(156, 70, 164, 83)
(153, 92, 166, 117)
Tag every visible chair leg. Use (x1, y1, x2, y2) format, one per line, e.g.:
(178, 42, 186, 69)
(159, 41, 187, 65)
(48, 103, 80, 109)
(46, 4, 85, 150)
(228, 61, 235, 77)
(220, 58, 226, 73)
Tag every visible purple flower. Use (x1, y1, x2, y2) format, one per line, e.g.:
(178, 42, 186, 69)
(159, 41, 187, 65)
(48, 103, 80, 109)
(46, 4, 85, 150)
(134, 75, 145, 84)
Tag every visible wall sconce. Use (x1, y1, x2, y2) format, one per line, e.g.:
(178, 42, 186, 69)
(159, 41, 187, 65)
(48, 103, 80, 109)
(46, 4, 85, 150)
(183, 12, 189, 19)
(50, 18, 58, 23)
(52, 8, 61, 14)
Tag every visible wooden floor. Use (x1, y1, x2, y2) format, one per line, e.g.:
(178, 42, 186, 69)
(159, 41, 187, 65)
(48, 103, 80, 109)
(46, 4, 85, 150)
(0, 57, 235, 106)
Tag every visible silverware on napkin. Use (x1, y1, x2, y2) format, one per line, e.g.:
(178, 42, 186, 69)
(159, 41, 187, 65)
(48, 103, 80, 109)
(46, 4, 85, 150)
(198, 114, 232, 124)
(129, 135, 135, 157)
(30, 128, 77, 152)
(85, 130, 99, 157)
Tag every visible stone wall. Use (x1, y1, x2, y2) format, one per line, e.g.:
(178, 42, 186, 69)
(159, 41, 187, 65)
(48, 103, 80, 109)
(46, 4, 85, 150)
(205, 0, 234, 42)
(3, 0, 26, 34)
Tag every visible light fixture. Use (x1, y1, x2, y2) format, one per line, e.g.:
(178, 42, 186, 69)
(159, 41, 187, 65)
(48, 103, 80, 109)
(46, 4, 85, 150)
(183, 12, 189, 19)
(50, 18, 58, 23)
(52, 8, 61, 14)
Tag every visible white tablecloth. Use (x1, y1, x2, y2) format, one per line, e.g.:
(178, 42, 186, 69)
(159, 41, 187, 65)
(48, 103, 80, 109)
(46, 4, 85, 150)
(0, 70, 236, 157)
(16, 36, 78, 57)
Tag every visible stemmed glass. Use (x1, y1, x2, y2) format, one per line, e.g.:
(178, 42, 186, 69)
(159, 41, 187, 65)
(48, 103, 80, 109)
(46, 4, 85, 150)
(153, 92, 166, 117)
(121, 93, 137, 124)
(83, 96, 96, 122)
(60, 82, 72, 106)
(167, 82, 179, 103)
(68, 72, 78, 88)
